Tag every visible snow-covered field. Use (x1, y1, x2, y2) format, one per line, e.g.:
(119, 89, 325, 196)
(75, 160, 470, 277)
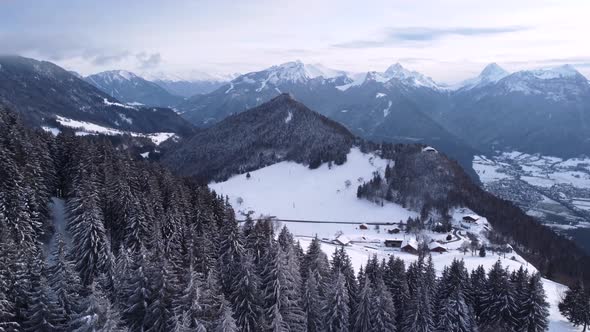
(211, 148, 416, 223)
(212, 148, 579, 331)
(54, 116, 175, 145)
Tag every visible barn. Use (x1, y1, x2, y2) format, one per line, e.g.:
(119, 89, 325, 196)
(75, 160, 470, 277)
(429, 242, 447, 254)
(401, 239, 418, 254)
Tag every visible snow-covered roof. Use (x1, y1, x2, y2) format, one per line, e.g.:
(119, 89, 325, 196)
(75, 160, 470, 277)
(334, 235, 351, 245)
(401, 238, 418, 249)
(428, 242, 446, 250)
(463, 214, 481, 221)
(422, 146, 438, 153)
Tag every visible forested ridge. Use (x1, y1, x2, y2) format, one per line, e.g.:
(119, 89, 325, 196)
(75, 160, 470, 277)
(0, 107, 557, 331)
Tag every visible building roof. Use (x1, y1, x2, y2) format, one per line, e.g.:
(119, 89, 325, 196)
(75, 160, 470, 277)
(334, 235, 351, 245)
(401, 238, 418, 249)
(428, 242, 446, 250)
(463, 214, 481, 221)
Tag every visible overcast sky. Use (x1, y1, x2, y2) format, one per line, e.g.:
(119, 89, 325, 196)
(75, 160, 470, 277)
(2, 0, 589, 83)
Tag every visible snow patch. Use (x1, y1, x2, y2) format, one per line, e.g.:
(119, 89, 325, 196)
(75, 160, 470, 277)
(284, 111, 293, 124)
(383, 100, 392, 117)
(103, 98, 135, 109)
(41, 126, 61, 136)
(376, 92, 387, 98)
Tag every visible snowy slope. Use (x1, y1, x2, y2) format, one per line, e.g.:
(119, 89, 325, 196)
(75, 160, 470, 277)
(55, 116, 175, 145)
(210, 148, 416, 223)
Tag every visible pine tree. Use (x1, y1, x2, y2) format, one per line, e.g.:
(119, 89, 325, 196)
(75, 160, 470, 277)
(123, 245, 151, 331)
(218, 213, 244, 297)
(47, 233, 82, 319)
(214, 298, 238, 332)
(145, 259, 177, 332)
(323, 271, 350, 332)
(559, 282, 590, 332)
(67, 167, 109, 286)
(302, 268, 323, 332)
(231, 253, 262, 332)
(403, 273, 434, 332)
(519, 272, 549, 332)
(24, 257, 66, 332)
(435, 290, 477, 332)
(468, 265, 487, 322)
(352, 278, 372, 332)
(70, 281, 124, 332)
(370, 279, 397, 332)
(479, 260, 518, 331)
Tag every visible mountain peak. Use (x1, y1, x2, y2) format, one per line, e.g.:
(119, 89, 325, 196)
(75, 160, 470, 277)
(481, 63, 508, 78)
(384, 63, 405, 75)
(525, 64, 582, 80)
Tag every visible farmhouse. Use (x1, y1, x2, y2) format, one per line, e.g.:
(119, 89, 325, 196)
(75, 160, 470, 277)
(387, 227, 401, 234)
(429, 242, 447, 253)
(401, 238, 419, 254)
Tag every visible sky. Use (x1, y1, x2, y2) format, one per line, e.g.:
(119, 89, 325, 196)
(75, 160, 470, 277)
(1, 0, 590, 83)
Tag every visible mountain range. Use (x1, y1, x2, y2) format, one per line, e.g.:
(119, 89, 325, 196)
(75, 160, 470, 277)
(175, 60, 590, 162)
(0, 55, 194, 136)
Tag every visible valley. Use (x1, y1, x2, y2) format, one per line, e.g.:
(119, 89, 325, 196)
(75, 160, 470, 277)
(473, 152, 590, 253)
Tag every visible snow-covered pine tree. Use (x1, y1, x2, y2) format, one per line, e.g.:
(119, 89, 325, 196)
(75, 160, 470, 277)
(468, 265, 487, 322)
(123, 244, 151, 331)
(301, 236, 331, 295)
(402, 273, 434, 332)
(559, 282, 590, 332)
(518, 272, 549, 332)
(331, 247, 358, 323)
(479, 260, 519, 331)
(24, 254, 66, 332)
(434, 289, 477, 332)
(214, 297, 239, 332)
(67, 161, 109, 286)
(302, 268, 324, 332)
(370, 278, 397, 332)
(218, 210, 244, 297)
(145, 259, 177, 332)
(323, 271, 350, 332)
(47, 232, 82, 320)
(352, 277, 372, 332)
(230, 253, 262, 332)
(383, 256, 409, 326)
(69, 280, 124, 332)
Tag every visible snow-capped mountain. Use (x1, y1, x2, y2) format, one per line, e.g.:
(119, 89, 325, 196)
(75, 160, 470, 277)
(363, 63, 441, 89)
(85, 70, 184, 107)
(0, 56, 194, 135)
(176, 61, 477, 176)
(459, 63, 509, 90)
(443, 64, 590, 158)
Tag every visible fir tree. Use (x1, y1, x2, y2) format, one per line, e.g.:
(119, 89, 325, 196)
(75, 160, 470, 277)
(519, 272, 549, 332)
(352, 278, 372, 332)
(231, 253, 262, 332)
(559, 282, 590, 332)
(323, 272, 350, 332)
(479, 260, 518, 331)
(302, 268, 323, 332)
(70, 281, 124, 332)
(47, 233, 82, 319)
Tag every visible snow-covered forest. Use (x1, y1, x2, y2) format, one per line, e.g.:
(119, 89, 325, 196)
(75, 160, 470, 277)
(0, 107, 588, 332)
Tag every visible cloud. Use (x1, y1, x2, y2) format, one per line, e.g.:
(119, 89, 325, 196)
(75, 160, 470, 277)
(136, 52, 162, 69)
(333, 26, 529, 48)
(89, 52, 131, 66)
